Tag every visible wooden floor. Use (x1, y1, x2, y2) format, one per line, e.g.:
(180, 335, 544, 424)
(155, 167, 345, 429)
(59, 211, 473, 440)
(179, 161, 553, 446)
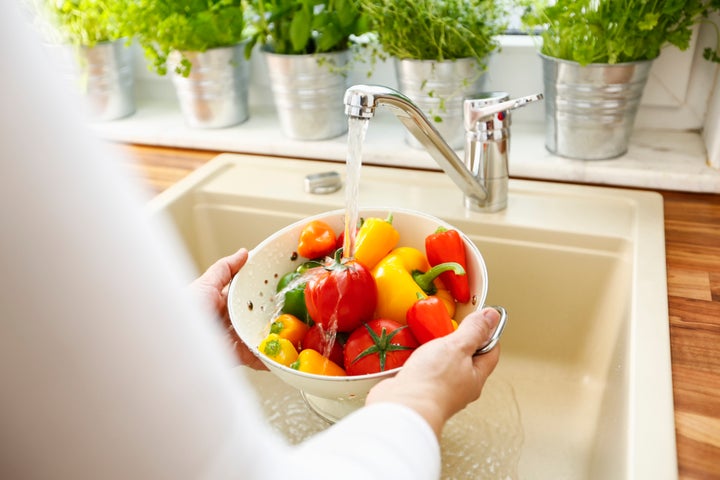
(118, 142, 720, 480)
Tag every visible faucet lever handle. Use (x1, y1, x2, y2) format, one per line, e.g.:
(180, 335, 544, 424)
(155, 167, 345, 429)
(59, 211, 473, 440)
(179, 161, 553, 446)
(464, 92, 543, 131)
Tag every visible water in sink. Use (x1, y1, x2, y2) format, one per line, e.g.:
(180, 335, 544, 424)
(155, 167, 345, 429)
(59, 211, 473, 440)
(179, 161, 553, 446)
(241, 368, 524, 479)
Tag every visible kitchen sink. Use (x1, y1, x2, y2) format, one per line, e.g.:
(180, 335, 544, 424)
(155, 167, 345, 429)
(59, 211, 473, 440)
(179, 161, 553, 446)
(148, 153, 675, 479)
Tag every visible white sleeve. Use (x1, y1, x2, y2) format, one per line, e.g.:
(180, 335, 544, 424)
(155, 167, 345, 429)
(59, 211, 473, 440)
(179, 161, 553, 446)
(0, 3, 440, 480)
(289, 402, 441, 479)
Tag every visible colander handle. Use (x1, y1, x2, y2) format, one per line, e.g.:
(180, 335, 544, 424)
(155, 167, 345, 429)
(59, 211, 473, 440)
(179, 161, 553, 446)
(472, 305, 507, 356)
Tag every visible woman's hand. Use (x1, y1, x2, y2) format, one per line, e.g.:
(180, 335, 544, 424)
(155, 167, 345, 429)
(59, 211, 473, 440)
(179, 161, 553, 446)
(365, 307, 501, 438)
(190, 248, 266, 370)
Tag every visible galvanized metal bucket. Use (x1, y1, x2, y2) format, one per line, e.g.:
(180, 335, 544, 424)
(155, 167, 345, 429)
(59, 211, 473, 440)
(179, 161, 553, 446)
(169, 44, 250, 129)
(264, 50, 349, 140)
(52, 40, 136, 122)
(541, 54, 653, 160)
(395, 57, 486, 150)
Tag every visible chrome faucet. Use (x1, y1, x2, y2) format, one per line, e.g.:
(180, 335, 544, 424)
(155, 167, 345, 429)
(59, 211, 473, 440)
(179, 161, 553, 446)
(343, 85, 543, 212)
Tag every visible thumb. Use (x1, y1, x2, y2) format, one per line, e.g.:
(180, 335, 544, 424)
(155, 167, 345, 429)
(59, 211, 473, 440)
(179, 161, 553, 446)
(195, 248, 249, 291)
(452, 307, 501, 356)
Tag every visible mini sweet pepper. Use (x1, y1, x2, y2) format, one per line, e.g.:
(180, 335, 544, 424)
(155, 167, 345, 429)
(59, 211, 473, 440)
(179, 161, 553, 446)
(269, 313, 309, 350)
(290, 348, 346, 376)
(297, 220, 337, 259)
(258, 333, 299, 366)
(352, 213, 400, 270)
(425, 227, 471, 303)
(406, 293, 456, 344)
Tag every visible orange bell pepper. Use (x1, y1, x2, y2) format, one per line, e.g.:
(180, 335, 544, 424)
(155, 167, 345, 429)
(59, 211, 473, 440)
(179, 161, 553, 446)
(433, 286, 457, 318)
(297, 220, 337, 259)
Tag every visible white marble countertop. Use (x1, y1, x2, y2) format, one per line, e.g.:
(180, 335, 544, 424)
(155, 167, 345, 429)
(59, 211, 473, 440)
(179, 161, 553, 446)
(91, 97, 720, 194)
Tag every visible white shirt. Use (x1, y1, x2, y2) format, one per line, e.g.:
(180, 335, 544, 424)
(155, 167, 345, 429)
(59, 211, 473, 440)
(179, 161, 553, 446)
(0, 2, 441, 478)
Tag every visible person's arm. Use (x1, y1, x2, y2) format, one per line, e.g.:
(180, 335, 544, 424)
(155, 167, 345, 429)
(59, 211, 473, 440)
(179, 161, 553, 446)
(0, 4, 498, 479)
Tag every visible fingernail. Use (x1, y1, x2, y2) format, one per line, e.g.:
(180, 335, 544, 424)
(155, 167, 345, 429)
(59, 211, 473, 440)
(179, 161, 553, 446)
(481, 308, 500, 327)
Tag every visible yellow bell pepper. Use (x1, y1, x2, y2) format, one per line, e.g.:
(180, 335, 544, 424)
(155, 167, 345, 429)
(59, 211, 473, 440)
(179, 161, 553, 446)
(353, 213, 400, 270)
(258, 333, 298, 366)
(291, 348, 346, 376)
(371, 247, 465, 324)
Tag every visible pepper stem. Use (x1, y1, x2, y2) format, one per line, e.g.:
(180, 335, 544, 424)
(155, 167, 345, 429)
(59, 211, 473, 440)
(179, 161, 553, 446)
(412, 262, 466, 295)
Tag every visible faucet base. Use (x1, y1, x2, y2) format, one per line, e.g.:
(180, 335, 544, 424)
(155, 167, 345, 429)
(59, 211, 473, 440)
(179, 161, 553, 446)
(464, 177, 508, 212)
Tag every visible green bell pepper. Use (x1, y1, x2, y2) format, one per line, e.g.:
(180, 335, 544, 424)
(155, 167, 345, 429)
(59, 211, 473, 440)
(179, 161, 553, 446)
(276, 261, 320, 325)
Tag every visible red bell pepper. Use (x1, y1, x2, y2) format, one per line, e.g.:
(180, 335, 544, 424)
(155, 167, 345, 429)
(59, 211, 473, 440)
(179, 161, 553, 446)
(425, 227, 470, 303)
(406, 293, 456, 344)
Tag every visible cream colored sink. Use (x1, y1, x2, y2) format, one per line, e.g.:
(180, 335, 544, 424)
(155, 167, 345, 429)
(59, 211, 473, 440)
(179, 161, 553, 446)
(148, 153, 675, 479)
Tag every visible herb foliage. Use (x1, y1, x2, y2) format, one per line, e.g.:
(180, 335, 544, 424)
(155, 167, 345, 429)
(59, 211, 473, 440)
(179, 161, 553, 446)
(521, 0, 720, 65)
(28, 0, 132, 46)
(357, 0, 509, 65)
(132, 0, 246, 76)
(246, 0, 370, 55)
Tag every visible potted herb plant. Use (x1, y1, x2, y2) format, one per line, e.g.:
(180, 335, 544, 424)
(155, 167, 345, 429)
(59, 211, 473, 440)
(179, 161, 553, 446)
(358, 0, 508, 149)
(246, 0, 370, 140)
(522, 0, 720, 160)
(133, 0, 250, 129)
(29, 0, 136, 121)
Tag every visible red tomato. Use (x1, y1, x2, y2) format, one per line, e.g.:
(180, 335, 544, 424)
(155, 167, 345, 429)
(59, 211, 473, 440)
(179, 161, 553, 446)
(344, 319, 419, 375)
(304, 253, 377, 333)
(301, 324, 345, 366)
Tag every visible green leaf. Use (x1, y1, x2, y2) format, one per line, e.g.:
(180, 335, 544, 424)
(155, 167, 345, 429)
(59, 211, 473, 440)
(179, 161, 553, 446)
(289, 6, 312, 52)
(316, 22, 343, 52)
(638, 13, 659, 31)
(335, 0, 355, 28)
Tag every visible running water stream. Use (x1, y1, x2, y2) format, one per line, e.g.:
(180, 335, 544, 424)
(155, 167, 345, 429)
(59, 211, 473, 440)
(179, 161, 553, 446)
(342, 117, 369, 258)
(271, 117, 369, 361)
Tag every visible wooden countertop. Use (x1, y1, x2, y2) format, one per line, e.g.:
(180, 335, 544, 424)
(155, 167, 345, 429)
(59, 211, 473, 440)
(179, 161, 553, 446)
(117, 142, 720, 480)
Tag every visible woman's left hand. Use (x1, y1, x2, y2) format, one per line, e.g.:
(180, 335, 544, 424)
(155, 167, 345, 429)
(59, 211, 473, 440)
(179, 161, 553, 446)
(191, 248, 267, 370)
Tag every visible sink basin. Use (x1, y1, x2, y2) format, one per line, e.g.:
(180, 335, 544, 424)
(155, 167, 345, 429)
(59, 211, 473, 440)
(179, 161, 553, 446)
(148, 153, 675, 479)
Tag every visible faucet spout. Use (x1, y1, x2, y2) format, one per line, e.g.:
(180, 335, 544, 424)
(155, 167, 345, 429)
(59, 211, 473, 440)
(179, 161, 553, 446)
(343, 84, 489, 205)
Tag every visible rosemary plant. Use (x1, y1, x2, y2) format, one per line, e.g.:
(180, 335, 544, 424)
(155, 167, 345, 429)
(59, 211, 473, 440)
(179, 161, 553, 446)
(357, 0, 509, 66)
